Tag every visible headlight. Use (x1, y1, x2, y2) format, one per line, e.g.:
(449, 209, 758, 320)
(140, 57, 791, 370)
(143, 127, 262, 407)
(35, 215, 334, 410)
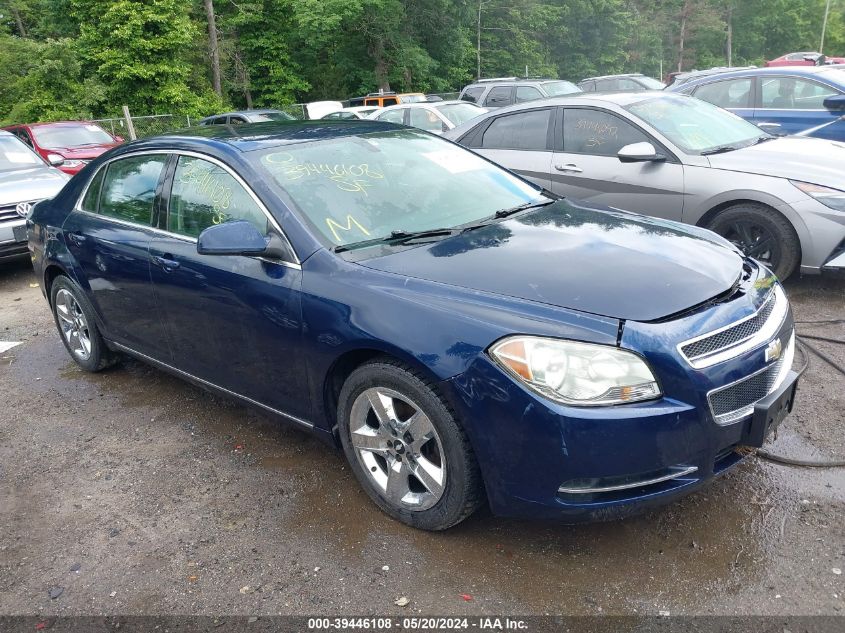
(62, 160, 83, 168)
(489, 336, 661, 406)
(791, 180, 845, 212)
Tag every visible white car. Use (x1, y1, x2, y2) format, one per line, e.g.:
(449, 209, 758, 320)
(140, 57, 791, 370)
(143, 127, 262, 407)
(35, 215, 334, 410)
(320, 106, 381, 121)
(366, 101, 488, 134)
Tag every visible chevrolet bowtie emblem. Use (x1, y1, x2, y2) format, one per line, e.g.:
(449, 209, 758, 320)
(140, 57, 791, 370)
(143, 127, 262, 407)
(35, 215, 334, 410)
(765, 338, 783, 363)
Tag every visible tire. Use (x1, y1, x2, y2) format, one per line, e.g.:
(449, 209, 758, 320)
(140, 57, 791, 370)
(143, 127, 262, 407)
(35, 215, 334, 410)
(50, 275, 117, 372)
(337, 358, 484, 530)
(704, 203, 801, 279)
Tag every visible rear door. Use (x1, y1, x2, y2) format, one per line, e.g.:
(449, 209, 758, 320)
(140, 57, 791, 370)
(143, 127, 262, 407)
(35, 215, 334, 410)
(549, 107, 685, 220)
(753, 74, 842, 135)
(689, 77, 755, 122)
(62, 152, 172, 359)
(463, 107, 554, 189)
(147, 153, 309, 419)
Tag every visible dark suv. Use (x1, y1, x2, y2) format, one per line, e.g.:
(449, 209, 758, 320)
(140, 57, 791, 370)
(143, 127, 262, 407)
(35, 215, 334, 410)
(459, 77, 580, 108)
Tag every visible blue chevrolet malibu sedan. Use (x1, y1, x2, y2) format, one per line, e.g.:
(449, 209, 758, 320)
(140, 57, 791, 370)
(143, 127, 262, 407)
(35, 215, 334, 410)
(27, 121, 799, 530)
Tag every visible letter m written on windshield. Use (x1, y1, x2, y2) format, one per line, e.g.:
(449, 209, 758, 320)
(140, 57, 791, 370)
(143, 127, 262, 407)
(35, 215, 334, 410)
(326, 215, 371, 242)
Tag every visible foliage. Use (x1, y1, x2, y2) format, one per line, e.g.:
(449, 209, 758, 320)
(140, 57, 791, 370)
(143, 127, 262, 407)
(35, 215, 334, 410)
(0, 0, 843, 123)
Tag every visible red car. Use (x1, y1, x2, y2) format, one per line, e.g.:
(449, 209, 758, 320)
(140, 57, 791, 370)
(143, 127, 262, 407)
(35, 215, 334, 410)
(1, 121, 122, 175)
(766, 51, 845, 67)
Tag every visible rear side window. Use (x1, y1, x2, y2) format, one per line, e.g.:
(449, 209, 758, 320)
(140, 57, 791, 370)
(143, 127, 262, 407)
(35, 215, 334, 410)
(515, 86, 543, 103)
(80, 167, 106, 213)
(462, 86, 484, 103)
(409, 108, 444, 133)
(693, 78, 753, 108)
(595, 78, 618, 91)
(481, 109, 551, 150)
(99, 154, 168, 225)
(382, 97, 398, 106)
(563, 109, 649, 156)
(168, 156, 268, 238)
(484, 86, 513, 107)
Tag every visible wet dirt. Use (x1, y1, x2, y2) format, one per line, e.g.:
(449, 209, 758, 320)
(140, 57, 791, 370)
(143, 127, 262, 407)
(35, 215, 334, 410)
(1, 258, 843, 616)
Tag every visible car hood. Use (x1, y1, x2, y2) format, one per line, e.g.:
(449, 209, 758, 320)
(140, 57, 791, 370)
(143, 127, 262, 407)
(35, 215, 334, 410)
(707, 136, 845, 186)
(47, 144, 117, 159)
(0, 166, 68, 206)
(359, 200, 744, 322)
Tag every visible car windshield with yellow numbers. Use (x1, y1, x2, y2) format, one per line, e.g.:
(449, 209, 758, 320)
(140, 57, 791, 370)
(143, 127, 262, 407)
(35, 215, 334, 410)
(256, 129, 543, 252)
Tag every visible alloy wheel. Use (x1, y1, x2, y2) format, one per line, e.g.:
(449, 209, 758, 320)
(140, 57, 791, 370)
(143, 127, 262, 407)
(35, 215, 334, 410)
(722, 220, 778, 268)
(348, 387, 446, 511)
(55, 288, 92, 361)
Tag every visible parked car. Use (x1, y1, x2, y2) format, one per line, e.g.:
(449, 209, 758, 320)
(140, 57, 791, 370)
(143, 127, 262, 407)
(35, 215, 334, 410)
(444, 91, 845, 279)
(459, 77, 581, 108)
(348, 92, 427, 108)
(667, 66, 845, 140)
(198, 109, 295, 126)
(578, 73, 665, 92)
(0, 131, 68, 262)
(366, 100, 487, 134)
(2, 121, 122, 176)
(321, 106, 381, 120)
(29, 121, 799, 529)
(766, 52, 845, 67)
(665, 66, 757, 89)
(306, 101, 344, 120)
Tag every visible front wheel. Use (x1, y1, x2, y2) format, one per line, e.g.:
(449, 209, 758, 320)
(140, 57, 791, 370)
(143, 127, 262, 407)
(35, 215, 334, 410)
(704, 203, 800, 279)
(337, 359, 484, 530)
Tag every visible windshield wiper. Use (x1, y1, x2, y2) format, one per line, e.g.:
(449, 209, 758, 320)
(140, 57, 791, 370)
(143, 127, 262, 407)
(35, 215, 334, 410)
(700, 145, 740, 156)
(493, 197, 555, 219)
(332, 228, 457, 253)
(752, 135, 775, 145)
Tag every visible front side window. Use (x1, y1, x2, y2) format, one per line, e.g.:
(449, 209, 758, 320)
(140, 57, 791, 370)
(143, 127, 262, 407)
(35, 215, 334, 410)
(625, 95, 765, 154)
(168, 156, 268, 238)
(99, 154, 168, 225)
(563, 109, 648, 156)
(257, 129, 541, 250)
(693, 78, 753, 108)
(484, 86, 513, 107)
(409, 108, 444, 133)
(515, 86, 543, 103)
(377, 109, 405, 124)
(595, 78, 619, 92)
(462, 86, 484, 103)
(760, 77, 839, 109)
(435, 103, 486, 126)
(482, 109, 551, 150)
(541, 80, 581, 96)
(0, 135, 43, 171)
(617, 78, 645, 91)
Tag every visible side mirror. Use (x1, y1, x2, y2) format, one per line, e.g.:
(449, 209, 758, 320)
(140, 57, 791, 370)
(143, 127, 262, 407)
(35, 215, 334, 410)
(617, 142, 666, 163)
(197, 220, 290, 259)
(823, 94, 845, 111)
(46, 153, 65, 167)
(114, 135, 125, 143)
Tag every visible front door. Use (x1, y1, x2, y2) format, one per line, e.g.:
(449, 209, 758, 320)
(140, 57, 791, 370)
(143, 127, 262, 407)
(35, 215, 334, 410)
(148, 154, 309, 420)
(63, 153, 171, 359)
(549, 107, 686, 221)
(753, 75, 842, 135)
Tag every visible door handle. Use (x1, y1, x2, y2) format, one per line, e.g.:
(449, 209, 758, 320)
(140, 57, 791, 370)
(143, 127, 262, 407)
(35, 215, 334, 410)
(757, 122, 781, 128)
(554, 163, 583, 173)
(152, 255, 181, 272)
(67, 232, 87, 246)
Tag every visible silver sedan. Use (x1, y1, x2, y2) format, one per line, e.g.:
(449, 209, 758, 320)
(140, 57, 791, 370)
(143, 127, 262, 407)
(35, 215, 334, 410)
(444, 92, 845, 279)
(367, 100, 487, 135)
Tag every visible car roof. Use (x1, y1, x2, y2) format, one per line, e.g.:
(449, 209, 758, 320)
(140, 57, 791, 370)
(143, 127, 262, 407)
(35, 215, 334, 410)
(147, 120, 405, 153)
(580, 73, 646, 81)
(675, 64, 845, 87)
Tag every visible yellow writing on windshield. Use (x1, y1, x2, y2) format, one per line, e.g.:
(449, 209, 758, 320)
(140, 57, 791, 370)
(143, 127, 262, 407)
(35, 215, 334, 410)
(327, 215, 371, 242)
(263, 152, 384, 195)
(178, 159, 233, 220)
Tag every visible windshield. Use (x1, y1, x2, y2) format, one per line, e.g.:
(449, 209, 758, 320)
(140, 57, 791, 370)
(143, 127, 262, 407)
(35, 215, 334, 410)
(31, 124, 113, 149)
(0, 135, 44, 171)
(256, 129, 542, 250)
(542, 81, 581, 96)
(253, 111, 295, 122)
(625, 95, 766, 153)
(434, 103, 486, 126)
(638, 76, 666, 89)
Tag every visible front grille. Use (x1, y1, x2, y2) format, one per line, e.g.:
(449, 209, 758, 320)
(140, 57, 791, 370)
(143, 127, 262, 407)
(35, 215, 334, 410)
(0, 205, 19, 222)
(682, 295, 775, 360)
(707, 331, 793, 425)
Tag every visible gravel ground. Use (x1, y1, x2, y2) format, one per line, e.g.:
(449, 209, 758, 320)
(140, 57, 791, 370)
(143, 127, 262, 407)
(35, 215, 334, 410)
(1, 258, 843, 617)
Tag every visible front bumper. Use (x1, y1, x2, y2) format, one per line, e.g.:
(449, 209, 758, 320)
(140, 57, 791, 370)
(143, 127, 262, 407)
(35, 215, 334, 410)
(782, 197, 845, 274)
(444, 269, 796, 521)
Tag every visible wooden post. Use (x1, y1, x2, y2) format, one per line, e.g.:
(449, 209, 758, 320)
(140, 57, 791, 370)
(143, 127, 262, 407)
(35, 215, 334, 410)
(122, 106, 137, 141)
